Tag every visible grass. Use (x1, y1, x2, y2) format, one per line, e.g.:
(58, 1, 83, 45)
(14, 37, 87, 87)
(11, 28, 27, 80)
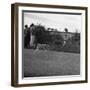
(24, 49, 80, 77)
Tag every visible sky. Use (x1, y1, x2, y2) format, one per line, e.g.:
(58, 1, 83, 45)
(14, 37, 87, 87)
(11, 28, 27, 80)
(24, 12, 82, 33)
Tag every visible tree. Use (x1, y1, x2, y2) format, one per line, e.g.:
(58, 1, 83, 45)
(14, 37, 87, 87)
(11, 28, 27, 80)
(64, 28, 68, 33)
(64, 28, 68, 39)
(72, 30, 80, 42)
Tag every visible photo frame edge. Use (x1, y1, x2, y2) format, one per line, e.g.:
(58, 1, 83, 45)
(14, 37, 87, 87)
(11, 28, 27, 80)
(11, 3, 19, 87)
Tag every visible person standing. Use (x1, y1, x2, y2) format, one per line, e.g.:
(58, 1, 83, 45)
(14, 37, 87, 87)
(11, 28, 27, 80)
(29, 23, 37, 49)
(24, 25, 30, 48)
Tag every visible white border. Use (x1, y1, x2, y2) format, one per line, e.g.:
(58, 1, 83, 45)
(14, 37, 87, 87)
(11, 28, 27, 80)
(18, 6, 86, 84)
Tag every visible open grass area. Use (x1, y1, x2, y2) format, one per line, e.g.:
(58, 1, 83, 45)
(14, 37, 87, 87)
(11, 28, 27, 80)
(24, 49, 80, 77)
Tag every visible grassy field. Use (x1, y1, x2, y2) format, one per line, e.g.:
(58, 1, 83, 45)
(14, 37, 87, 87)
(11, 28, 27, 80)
(24, 49, 80, 77)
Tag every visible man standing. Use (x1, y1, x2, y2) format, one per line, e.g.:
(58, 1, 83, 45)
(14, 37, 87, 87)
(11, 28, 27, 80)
(29, 23, 37, 49)
(24, 25, 30, 48)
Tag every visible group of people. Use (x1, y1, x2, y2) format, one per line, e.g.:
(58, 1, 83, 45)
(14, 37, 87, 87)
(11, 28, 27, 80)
(24, 23, 37, 49)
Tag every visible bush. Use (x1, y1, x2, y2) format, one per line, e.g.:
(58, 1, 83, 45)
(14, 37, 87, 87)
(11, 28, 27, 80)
(37, 44, 50, 50)
(62, 37, 80, 53)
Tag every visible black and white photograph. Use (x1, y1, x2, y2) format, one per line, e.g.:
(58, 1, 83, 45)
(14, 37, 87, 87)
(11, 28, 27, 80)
(23, 11, 81, 77)
(11, 3, 87, 87)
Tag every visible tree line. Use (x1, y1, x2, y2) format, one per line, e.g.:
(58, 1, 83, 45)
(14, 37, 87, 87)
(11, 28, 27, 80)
(24, 23, 80, 53)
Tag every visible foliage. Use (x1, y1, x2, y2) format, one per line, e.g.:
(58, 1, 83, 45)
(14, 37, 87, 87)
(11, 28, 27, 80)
(24, 24, 80, 53)
(71, 32, 80, 42)
(64, 28, 68, 32)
